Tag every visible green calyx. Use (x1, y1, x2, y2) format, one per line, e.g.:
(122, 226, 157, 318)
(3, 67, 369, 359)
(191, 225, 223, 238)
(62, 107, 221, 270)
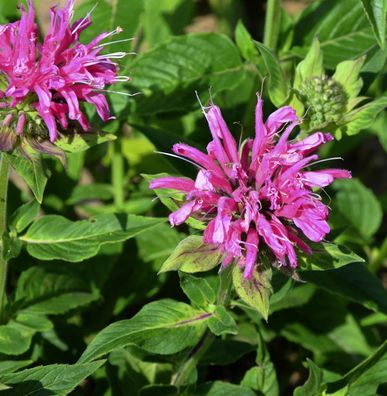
(299, 76, 347, 129)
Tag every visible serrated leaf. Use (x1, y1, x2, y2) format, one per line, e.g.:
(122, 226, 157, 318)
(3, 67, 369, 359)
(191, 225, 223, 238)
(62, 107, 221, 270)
(333, 57, 365, 100)
(79, 299, 210, 363)
(128, 33, 244, 115)
(341, 96, 387, 137)
(193, 381, 256, 396)
(55, 132, 116, 153)
(300, 243, 364, 271)
(255, 42, 288, 106)
(241, 333, 279, 396)
(179, 273, 216, 309)
(327, 340, 387, 395)
(0, 326, 32, 356)
(21, 214, 165, 262)
(159, 236, 222, 274)
(0, 361, 32, 376)
(143, 0, 195, 47)
(333, 178, 383, 239)
(66, 183, 114, 205)
(292, 0, 377, 68)
(74, 0, 143, 51)
(361, 0, 386, 49)
(235, 20, 258, 61)
(5, 153, 47, 204)
(232, 266, 272, 321)
(294, 38, 324, 88)
(302, 263, 387, 314)
(9, 200, 40, 234)
(0, 360, 104, 396)
(208, 305, 237, 336)
(294, 359, 325, 396)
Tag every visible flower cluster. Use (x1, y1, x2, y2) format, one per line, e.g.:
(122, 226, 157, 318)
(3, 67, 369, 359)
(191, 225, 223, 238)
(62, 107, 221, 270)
(151, 98, 351, 279)
(0, 0, 124, 149)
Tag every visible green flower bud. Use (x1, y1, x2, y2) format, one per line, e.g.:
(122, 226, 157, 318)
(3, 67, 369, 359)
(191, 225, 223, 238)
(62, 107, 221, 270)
(299, 76, 347, 129)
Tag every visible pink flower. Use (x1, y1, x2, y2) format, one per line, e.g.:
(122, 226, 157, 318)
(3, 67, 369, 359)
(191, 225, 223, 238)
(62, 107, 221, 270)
(0, 0, 125, 146)
(150, 97, 351, 279)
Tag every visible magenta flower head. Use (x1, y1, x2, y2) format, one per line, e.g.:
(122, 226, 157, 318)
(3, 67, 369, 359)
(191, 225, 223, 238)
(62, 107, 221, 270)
(150, 97, 351, 279)
(0, 0, 126, 152)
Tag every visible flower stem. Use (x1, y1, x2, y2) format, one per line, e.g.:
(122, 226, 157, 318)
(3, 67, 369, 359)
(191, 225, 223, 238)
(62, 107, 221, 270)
(171, 266, 233, 388)
(0, 154, 9, 317)
(263, 0, 281, 51)
(111, 138, 125, 210)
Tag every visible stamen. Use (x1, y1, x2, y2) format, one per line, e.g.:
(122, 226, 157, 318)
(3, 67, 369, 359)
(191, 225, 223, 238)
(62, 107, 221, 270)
(154, 150, 203, 169)
(99, 52, 130, 59)
(96, 89, 142, 97)
(307, 157, 343, 167)
(72, 2, 99, 35)
(114, 76, 131, 82)
(95, 38, 134, 48)
(195, 90, 211, 116)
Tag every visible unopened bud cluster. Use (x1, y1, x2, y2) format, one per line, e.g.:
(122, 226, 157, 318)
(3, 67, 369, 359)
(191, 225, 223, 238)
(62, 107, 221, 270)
(300, 76, 346, 129)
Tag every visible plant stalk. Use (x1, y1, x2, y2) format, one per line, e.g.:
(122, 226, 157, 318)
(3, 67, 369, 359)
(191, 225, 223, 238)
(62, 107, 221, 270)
(171, 266, 233, 387)
(0, 154, 9, 316)
(263, 0, 281, 51)
(111, 138, 125, 210)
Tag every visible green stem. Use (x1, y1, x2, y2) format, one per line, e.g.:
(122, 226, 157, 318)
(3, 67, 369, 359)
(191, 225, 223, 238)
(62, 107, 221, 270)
(171, 266, 233, 388)
(0, 154, 9, 316)
(111, 139, 124, 210)
(263, 0, 281, 51)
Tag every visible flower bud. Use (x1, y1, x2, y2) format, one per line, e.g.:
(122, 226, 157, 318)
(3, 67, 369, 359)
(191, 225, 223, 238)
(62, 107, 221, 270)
(299, 76, 347, 130)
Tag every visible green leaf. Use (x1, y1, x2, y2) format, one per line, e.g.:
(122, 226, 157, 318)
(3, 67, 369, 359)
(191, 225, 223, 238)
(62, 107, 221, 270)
(361, 0, 386, 49)
(235, 20, 258, 61)
(66, 183, 113, 205)
(294, 359, 325, 396)
(341, 96, 387, 137)
(300, 243, 365, 271)
(332, 57, 365, 100)
(13, 267, 99, 320)
(79, 299, 210, 363)
(294, 38, 324, 88)
(202, 340, 255, 366)
(270, 283, 316, 314)
(255, 42, 288, 106)
(128, 33, 244, 115)
(9, 200, 40, 234)
(0, 326, 33, 356)
(5, 153, 47, 204)
(193, 381, 256, 396)
(74, 0, 143, 51)
(0, 361, 32, 376)
(21, 214, 165, 262)
(333, 178, 383, 239)
(159, 236, 223, 274)
(179, 274, 216, 310)
(0, 360, 104, 395)
(292, 0, 377, 68)
(55, 132, 116, 153)
(232, 266, 272, 321)
(143, 0, 195, 47)
(241, 333, 279, 396)
(0, 1, 18, 24)
(327, 340, 387, 395)
(302, 263, 387, 314)
(208, 305, 237, 336)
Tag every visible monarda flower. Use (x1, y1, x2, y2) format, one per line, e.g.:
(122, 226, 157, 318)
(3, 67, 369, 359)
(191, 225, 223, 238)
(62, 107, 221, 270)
(150, 97, 351, 279)
(0, 0, 128, 152)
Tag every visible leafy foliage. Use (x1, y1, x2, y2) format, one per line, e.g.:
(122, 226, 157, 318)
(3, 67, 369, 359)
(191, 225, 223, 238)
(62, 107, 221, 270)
(0, 0, 385, 395)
